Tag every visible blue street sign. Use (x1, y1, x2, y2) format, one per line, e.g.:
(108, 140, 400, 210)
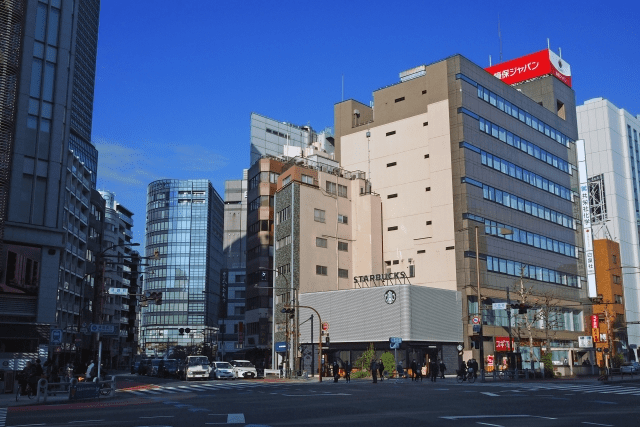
(389, 337, 402, 344)
(275, 341, 288, 352)
(50, 329, 63, 345)
(89, 324, 118, 335)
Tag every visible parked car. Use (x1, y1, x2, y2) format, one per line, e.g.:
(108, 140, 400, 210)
(230, 360, 257, 379)
(131, 359, 142, 374)
(620, 361, 640, 374)
(210, 361, 235, 380)
(145, 359, 163, 377)
(183, 355, 211, 381)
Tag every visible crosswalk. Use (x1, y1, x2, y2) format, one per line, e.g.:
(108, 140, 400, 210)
(120, 381, 286, 397)
(488, 382, 640, 396)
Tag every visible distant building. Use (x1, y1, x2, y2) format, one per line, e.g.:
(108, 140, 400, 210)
(577, 97, 640, 359)
(220, 172, 248, 360)
(0, 0, 102, 365)
(142, 179, 224, 357)
(250, 112, 334, 165)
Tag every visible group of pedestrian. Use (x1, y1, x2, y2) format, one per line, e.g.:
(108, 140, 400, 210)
(332, 360, 352, 383)
(459, 358, 478, 380)
(328, 357, 453, 384)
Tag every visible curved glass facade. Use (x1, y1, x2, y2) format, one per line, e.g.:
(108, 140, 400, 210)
(142, 179, 224, 356)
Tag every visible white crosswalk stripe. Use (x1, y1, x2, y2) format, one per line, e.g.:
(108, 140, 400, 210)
(0, 408, 7, 427)
(489, 382, 640, 396)
(121, 381, 285, 397)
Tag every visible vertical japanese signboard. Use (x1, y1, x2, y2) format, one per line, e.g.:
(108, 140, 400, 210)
(219, 269, 228, 319)
(577, 140, 598, 298)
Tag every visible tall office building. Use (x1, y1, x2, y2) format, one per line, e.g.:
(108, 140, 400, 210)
(0, 0, 101, 362)
(577, 98, 640, 360)
(220, 172, 248, 360)
(250, 112, 334, 165)
(334, 51, 587, 370)
(142, 179, 224, 356)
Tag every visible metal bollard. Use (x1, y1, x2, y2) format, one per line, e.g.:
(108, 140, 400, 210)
(37, 378, 48, 403)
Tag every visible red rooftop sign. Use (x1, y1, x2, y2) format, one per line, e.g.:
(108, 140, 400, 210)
(485, 49, 572, 87)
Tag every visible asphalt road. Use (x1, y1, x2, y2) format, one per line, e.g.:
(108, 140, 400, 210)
(4, 375, 640, 426)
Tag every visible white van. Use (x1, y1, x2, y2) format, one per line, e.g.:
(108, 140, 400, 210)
(184, 355, 210, 381)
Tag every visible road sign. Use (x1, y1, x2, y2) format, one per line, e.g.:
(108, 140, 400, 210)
(472, 316, 481, 325)
(275, 341, 288, 352)
(89, 323, 119, 335)
(50, 329, 62, 345)
(322, 322, 329, 331)
(389, 337, 402, 344)
(492, 303, 507, 310)
(108, 287, 128, 296)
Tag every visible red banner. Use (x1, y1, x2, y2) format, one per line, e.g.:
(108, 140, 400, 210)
(495, 336, 511, 352)
(591, 315, 599, 330)
(485, 49, 572, 88)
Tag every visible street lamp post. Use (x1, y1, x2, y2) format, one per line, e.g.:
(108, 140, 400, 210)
(474, 226, 485, 382)
(285, 303, 323, 382)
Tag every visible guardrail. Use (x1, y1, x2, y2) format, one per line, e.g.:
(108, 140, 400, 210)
(35, 376, 117, 403)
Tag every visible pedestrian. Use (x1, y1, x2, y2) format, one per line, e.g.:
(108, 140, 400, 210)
(459, 361, 468, 381)
(415, 361, 423, 381)
(429, 359, 438, 382)
(471, 359, 479, 379)
(370, 358, 378, 383)
(410, 359, 417, 381)
(333, 361, 340, 383)
(344, 361, 352, 383)
(34, 359, 44, 378)
(378, 359, 385, 381)
(439, 359, 446, 379)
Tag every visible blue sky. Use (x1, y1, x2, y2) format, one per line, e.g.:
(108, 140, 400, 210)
(92, 0, 640, 242)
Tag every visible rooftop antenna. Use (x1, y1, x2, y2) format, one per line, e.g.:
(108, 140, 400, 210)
(342, 75, 344, 102)
(498, 15, 503, 62)
(489, 55, 492, 67)
(547, 38, 550, 50)
(559, 47, 562, 58)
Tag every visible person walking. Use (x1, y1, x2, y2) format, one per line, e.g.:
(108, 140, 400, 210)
(370, 358, 378, 383)
(333, 361, 340, 383)
(86, 360, 95, 381)
(429, 359, 438, 382)
(439, 359, 446, 379)
(410, 359, 417, 381)
(378, 359, 385, 381)
(344, 361, 352, 383)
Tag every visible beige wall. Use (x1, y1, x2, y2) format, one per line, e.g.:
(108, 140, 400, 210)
(339, 97, 457, 291)
(297, 170, 382, 294)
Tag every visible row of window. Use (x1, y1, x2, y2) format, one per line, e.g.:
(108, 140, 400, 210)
(315, 238, 348, 251)
(249, 195, 273, 212)
(249, 171, 280, 190)
(463, 213, 578, 258)
(326, 182, 348, 198)
(276, 263, 291, 276)
(484, 255, 581, 288)
(474, 180, 576, 230)
(248, 219, 273, 234)
(275, 234, 292, 250)
(315, 265, 349, 278)
(475, 145, 573, 201)
(266, 127, 289, 139)
(276, 206, 291, 224)
(456, 73, 574, 148)
(475, 114, 572, 174)
(313, 208, 348, 224)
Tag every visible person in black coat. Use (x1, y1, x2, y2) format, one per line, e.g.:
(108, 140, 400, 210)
(410, 360, 418, 381)
(378, 359, 385, 381)
(344, 361, 352, 383)
(439, 360, 446, 379)
(333, 361, 340, 383)
(370, 359, 378, 383)
(429, 359, 438, 382)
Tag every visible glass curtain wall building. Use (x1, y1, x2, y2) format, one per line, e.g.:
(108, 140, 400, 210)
(142, 180, 224, 357)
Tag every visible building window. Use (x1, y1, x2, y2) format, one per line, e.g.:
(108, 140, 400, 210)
(613, 255, 617, 264)
(417, 250, 426, 254)
(425, 187, 431, 192)
(283, 176, 291, 186)
(302, 174, 313, 185)
(387, 162, 397, 167)
(388, 226, 398, 231)
(422, 90, 427, 94)
(316, 237, 327, 248)
(426, 221, 432, 225)
(386, 131, 396, 136)
(338, 241, 348, 252)
(392, 260, 399, 265)
(409, 265, 415, 277)
(446, 246, 454, 250)
(316, 265, 328, 276)
(423, 122, 428, 126)
(388, 194, 398, 199)
(338, 184, 347, 198)
(338, 214, 348, 224)
(424, 154, 430, 158)
(276, 206, 291, 224)
(326, 181, 336, 195)
(613, 275, 621, 284)
(614, 294, 623, 304)
(338, 269, 349, 278)
(276, 235, 292, 250)
(395, 97, 405, 103)
(314, 209, 325, 223)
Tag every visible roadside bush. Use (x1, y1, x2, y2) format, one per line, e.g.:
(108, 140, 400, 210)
(354, 343, 376, 375)
(380, 352, 395, 376)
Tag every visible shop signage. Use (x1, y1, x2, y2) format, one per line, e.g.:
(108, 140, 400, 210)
(591, 315, 599, 329)
(578, 336, 593, 348)
(495, 337, 512, 352)
(578, 140, 598, 298)
(89, 324, 118, 335)
(485, 49, 572, 87)
(220, 269, 228, 319)
(353, 271, 410, 285)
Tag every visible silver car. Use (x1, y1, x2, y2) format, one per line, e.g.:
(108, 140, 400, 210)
(230, 360, 257, 379)
(620, 361, 640, 374)
(210, 361, 234, 380)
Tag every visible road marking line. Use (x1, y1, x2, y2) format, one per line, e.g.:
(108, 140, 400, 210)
(68, 420, 105, 423)
(582, 423, 614, 426)
(590, 401, 617, 405)
(227, 413, 245, 423)
(480, 392, 500, 397)
(139, 416, 175, 419)
(477, 423, 504, 427)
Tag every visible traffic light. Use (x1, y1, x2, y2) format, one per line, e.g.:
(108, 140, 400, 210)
(325, 335, 330, 346)
(179, 328, 184, 335)
(281, 307, 295, 319)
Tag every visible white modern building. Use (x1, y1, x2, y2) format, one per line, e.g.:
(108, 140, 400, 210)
(578, 98, 640, 360)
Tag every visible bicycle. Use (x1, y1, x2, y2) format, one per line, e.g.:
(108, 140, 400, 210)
(16, 382, 35, 401)
(456, 369, 476, 383)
